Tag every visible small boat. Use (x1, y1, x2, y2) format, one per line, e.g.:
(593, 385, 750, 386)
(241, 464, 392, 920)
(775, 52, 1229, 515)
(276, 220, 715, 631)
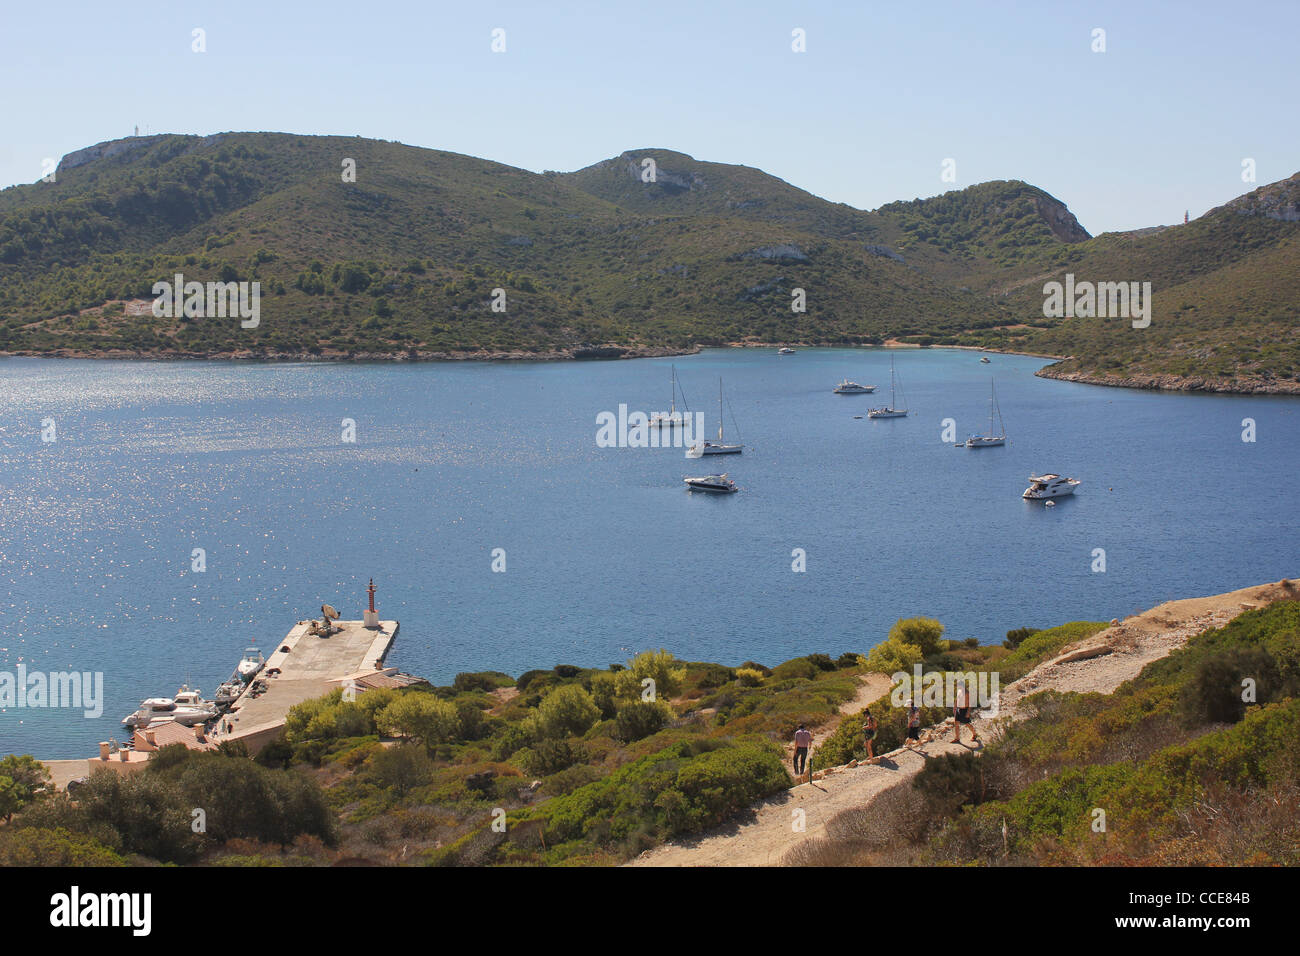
(1023, 474, 1081, 500)
(833, 380, 876, 394)
(964, 379, 1006, 448)
(236, 647, 265, 682)
(867, 355, 908, 418)
(684, 474, 738, 493)
(980, 356, 991, 363)
(214, 680, 244, 707)
(650, 365, 690, 429)
(171, 685, 219, 722)
(777, 347, 795, 355)
(122, 698, 177, 728)
(687, 378, 743, 457)
(122, 689, 217, 728)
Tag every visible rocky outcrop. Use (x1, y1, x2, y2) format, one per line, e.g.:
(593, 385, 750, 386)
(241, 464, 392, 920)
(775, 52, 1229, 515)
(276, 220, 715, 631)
(1036, 363, 1300, 395)
(1033, 194, 1091, 242)
(1216, 171, 1300, 222)
(740, 244, 808, 262)
(864, 244, 904, 263)
(57, 136, 162, 173)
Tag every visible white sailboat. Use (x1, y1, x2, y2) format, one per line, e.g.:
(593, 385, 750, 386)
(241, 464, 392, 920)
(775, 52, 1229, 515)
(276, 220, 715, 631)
(867, 355, 908, 418)
(687, 378, 743, 457)
(963, 378, 1006, 447)
(650, 365, 690, 429)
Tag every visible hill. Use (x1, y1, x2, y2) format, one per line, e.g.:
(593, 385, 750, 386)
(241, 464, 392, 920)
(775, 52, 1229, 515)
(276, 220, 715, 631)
(0, 133, 1296, 391)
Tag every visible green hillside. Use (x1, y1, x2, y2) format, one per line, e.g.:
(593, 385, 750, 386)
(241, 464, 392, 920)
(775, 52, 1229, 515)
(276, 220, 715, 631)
(0, 132, 1296, 391)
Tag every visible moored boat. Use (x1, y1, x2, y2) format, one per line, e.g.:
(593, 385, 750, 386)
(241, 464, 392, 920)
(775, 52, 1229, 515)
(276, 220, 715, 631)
(684, 474, 738, 493)
(1023, 473, 1080, 499)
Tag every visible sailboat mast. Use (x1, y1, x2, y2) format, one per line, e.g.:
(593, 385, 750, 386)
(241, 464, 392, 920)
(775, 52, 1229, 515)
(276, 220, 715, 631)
(669, 366, 676, 416)
(718, 378, 724, 441)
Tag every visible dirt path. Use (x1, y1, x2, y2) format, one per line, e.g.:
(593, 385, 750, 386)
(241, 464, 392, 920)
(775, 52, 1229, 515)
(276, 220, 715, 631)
(629, 578, 1297, 867)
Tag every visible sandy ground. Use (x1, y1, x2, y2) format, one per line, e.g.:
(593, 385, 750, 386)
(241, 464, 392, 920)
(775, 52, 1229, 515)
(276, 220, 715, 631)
(629, 578, 1297, 867)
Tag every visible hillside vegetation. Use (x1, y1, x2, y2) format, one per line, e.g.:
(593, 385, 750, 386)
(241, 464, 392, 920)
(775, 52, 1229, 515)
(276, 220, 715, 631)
(0, 133, 1296, 390)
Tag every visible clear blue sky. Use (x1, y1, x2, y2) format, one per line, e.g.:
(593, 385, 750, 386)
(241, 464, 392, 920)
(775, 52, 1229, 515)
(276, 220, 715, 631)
(3, 0, 1296, 234)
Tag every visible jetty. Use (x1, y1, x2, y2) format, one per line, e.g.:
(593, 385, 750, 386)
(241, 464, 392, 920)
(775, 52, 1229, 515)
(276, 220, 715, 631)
(76, 581, 402, 779)
(217, 616, 398, 752)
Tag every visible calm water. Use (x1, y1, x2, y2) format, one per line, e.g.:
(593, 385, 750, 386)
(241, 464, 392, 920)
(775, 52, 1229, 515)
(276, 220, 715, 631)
(1, 348, 1297, 757)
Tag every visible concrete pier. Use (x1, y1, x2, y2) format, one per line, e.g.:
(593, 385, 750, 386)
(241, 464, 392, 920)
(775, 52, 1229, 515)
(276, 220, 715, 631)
(220, 619, 398, 751)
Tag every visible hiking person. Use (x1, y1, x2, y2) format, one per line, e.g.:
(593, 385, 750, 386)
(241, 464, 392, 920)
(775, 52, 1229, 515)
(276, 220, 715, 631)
(862, 709, 878, 761)
(905, 699, 922, 749)
(793, 724, 812, 775)
(952, 679, 980, 744)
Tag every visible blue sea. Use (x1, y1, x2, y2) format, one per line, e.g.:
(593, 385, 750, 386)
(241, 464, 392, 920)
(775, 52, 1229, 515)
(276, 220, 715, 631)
(1, 348, 1297, 757)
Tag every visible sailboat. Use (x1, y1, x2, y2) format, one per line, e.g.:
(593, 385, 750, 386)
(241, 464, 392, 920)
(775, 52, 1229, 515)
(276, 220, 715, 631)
(964, 378, 1006, 447)
(650, 365, 689, 429)
(866, 355, 908, 418)
(687, 378, 743, 457)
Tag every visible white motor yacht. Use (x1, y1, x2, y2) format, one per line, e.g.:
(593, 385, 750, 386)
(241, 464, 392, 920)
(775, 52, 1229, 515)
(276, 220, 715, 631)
(684, 474, 739, 493)
(833, 380, 876, 394)
(1023, 474, 1081, 499)
(236, 647, 265, 682)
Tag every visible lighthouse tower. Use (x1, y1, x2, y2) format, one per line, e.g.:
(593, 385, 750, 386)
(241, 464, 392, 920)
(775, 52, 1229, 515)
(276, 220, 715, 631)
(363, 578, 379, 629)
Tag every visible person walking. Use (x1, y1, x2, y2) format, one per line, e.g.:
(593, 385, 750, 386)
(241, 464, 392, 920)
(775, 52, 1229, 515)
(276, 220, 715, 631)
(793, 724, 813, 775)
(905, 699, 922, 749)
(862, 709, 878, 762)
(952, 679, 981, 744)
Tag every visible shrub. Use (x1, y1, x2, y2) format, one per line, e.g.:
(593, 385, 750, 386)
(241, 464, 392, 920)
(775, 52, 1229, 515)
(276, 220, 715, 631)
(554, 664, 582, 679)
(736, 668, 765, 687)
(772, 658, 820, 682)
(516, 738, 586, 777)
(688, 662, 736, 688)
(588, 673, 618, 718)
(613, 700, 673, 743)
(864, 640, 923, 675)
(368, 744, 437, 797)
(516, 669, 550, 691)
(537, 685, 601, 738)
(453, 671, 514, 693)
(836, 653, 863, 669)
(0, 827, 125, 867)
(1004, 627, 1040, 650)
(378, 694, 461, 746)
(614, 650, 686, 700)
(888, 617, 946, 656)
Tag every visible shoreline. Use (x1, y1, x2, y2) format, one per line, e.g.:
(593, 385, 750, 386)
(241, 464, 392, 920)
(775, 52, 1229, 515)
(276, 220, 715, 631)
(4, 342, 1297, 396)
(1034, 363, 1300, 396)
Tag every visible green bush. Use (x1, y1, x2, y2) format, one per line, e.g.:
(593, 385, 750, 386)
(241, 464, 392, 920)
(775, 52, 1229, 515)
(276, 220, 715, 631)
(0, 826, 126, 867)
(614, 650, 686, 700)
(772, 657, 819, 682)
(378, 694, 461, 746)
(453, 671, 514, 693)
(537, 685, 601, 738)
(864, 639, 923, 675)
(613, 700, 673, 742)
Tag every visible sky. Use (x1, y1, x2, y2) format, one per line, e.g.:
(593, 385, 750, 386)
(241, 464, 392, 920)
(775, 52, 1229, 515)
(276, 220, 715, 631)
(2, 0, 1297, 234)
